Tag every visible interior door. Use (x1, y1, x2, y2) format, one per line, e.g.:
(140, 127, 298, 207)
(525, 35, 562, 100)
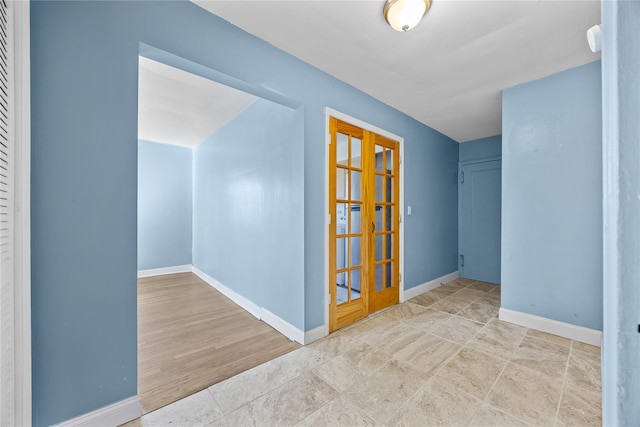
(329, 118, 400, 332)
(459, 160, 501, 283)
(370, 134, 400, 313)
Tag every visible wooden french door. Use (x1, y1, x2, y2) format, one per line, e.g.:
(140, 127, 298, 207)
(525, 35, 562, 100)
(329, 117, 400, 332)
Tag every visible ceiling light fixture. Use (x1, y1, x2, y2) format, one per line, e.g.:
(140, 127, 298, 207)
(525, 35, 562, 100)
(384, 0, 431, 32)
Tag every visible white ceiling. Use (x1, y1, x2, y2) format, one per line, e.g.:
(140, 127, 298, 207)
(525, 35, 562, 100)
(193, 0, 601, 142)
(138, 56, 256, 147)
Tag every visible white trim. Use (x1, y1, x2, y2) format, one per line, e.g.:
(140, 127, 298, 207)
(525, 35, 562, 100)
(325, 108, 405, 143)
(12, 2, 31, 425)
(323, 112, 331, 340)
(323, 108, 405, 333)
(54, 396, 144, 427)
(192, 267, 305, 344)
(303, 325, 326, 345)
(260, 308, 304, 344)
(192, 267, 261, 319)
(137, 264, 192, 278)
(499, 308, 603, 347)
(402, 271, 460, 301)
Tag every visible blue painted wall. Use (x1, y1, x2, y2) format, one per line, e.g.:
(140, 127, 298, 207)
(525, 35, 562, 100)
(193, 99, 305, 329)
(138, 140, 192, 271)
(502, 61, 602, 330)
(402, 126, 458, 290)
(459, 135, 501, 162)
(601, 0, 640, 423)
(30, 1, 458, 424)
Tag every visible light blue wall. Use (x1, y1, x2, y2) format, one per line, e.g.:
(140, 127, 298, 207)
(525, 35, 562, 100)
(30, 1, 458, 424)
(138, 140, 192, 271)
(402, 126, 458, 289)
(502, 61, 602, 330)
(193, 99, 304, 329)
(601, 0, 640, 423)
(459, 135, 501, 162)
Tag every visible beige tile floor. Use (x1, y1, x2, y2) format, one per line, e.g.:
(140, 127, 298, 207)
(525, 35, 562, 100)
(124, 278, 602, 427)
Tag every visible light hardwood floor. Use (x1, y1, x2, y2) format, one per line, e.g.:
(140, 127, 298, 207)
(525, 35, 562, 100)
(138, 272, 300, 413)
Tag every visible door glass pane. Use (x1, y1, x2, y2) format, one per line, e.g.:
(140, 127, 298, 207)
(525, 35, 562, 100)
(336, 238, 346, 269)
(351, 269, 361, 300)
(375, 206, 383, 232)
(350, 204, 361, 234)
(385, 205, 393, 232)
(351, 237, 361, 267)
(336, 273, 348, 304)
(375, 264, 383, 291)
(375, 234, 384, 261)
(385, 262, 394, 288)
(351, 170, 362, 201)
(336, 203, 347, 233)
(386, 234, 393, 260)
(387, 177, 393, 202)
(385, 147, 394, 172)
(352, 138, 362, 169)
(375, 175, 384, 202)
(336, 168, 348, 200)
(375, 146, 384, 172)
(337, 133, 349, 166)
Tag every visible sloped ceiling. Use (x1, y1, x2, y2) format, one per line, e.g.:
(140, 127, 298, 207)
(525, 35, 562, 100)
(138, 56, 257, 147)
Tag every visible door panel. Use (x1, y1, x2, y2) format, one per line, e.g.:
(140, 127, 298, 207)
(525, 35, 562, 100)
(330, 121, 368, 331)
(329, 118, 400, 331)
(459, 160, 501, 284)
(369, 135, 399, 313)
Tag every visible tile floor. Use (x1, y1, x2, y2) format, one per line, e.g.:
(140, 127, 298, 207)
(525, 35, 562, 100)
(124, 278, 602, 426)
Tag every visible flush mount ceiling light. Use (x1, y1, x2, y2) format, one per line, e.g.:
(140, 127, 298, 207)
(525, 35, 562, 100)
(384, 0, 431, 32)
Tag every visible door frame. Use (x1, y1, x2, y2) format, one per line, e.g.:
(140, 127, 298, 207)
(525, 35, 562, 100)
(323, 108, 404, 336)
(6, 1, 32, 424)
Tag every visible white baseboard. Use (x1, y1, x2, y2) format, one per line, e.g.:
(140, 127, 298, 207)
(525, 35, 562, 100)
(261, 308, 304, 344)
(303, 325, 326, 345)
(402, 270, 460, 301)
(192, 267, 306, 344)
(499, 308, 603, 347)
(137, 264, 192, 278)
(54, 396, 143, 427)
(192, 267, 261, 319)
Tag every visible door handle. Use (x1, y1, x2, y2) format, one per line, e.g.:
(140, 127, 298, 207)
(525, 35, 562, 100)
(372, 221, 375, 232)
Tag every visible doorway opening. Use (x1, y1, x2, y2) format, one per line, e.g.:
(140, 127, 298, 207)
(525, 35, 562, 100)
(327, 115, 404, 332)
(136, 55, 301, 413)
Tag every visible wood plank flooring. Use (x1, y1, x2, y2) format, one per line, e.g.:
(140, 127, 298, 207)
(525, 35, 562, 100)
(138, 272, 300, 413)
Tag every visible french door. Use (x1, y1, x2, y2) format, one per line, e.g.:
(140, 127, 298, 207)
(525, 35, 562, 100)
(329, 117, 400, 332)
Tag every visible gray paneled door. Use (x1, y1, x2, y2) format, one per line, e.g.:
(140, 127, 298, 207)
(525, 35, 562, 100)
(459, 160, 502, 284)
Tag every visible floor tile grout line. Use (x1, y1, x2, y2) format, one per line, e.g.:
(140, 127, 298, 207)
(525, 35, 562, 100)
(215, 346, 329, 416)
(383, 330, 469, 424)
(206, 388, 226, 423)
(553, 344, 574, 426)
(475, 326, 536, 427)
(379, 379, 425, 425)
(291, 395, 338, 427)
(221, 362, 328, 420)
(377, 300, 471, 425)
(479, 346, 511, 406)
(479, 357, 532, 426)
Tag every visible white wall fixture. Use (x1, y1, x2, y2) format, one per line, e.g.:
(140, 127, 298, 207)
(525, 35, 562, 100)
(586, 24, 602, 53)
(383, 0, 431, 32)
